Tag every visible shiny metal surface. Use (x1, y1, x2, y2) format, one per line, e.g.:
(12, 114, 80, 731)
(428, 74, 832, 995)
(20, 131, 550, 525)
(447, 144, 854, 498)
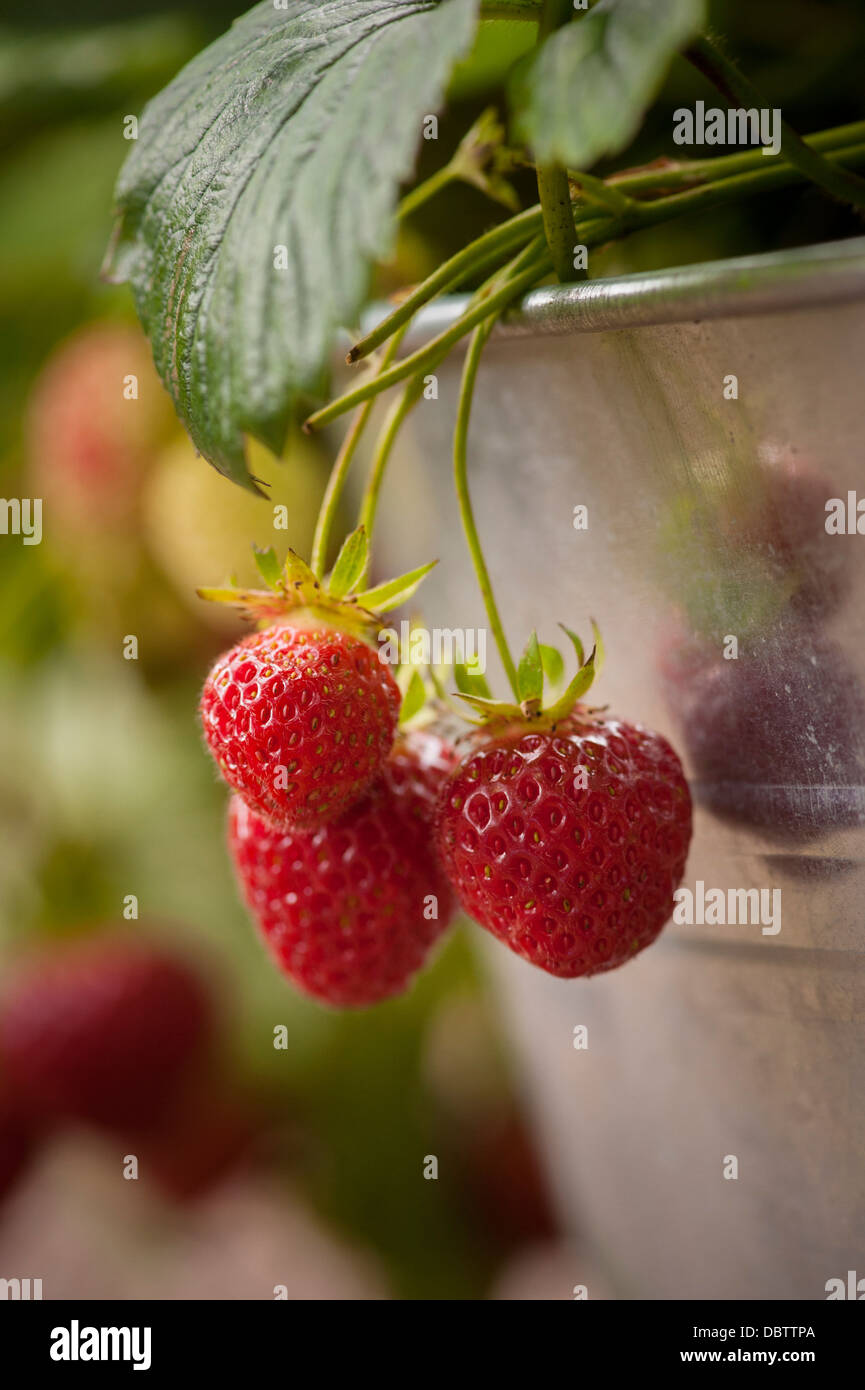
(366, 238, 865, 1299)
(370, 235, 865, 352)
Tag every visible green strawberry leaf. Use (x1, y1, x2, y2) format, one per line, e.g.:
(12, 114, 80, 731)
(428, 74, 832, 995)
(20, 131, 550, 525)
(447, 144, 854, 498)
(517, 630, 544, 704)
(356, 560, 438, 614)
(398, 668, 428, 725)
(328, 526, 369, 599)
(103, 0, 480, 488)
(511, 0, 705, 170)
(539, 642, 564, 687)
(252, 545, 283, 590)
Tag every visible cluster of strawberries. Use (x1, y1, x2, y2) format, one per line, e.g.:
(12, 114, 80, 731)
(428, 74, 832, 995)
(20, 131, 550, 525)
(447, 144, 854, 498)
(200, 616, 693, 1008)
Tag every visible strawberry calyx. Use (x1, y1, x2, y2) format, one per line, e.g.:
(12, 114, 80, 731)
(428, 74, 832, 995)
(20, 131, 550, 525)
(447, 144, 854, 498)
(455, 621, 605, 734)
(196, 525, 437, 642)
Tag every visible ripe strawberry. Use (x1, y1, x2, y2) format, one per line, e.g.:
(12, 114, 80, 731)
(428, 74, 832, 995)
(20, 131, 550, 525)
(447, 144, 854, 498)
(200, 621, 401, 829)
(228, 729, 458, 1007)
(0, 939, 213, 1134)
(436, 711, 691, 977)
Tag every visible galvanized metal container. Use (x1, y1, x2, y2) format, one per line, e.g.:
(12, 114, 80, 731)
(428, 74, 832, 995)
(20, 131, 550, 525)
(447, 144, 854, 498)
(367, 237, 865, 1300)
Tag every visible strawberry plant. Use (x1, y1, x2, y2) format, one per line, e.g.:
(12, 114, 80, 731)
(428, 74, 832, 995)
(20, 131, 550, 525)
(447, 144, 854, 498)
(104, 1, 865, 1004)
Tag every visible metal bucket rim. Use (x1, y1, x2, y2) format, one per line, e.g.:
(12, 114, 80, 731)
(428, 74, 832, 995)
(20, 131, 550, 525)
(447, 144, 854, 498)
(360, 234, 865, 353)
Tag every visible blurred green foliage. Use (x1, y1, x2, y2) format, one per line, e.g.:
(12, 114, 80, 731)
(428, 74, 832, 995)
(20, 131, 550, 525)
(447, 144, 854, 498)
(0, 5, 535, 1300)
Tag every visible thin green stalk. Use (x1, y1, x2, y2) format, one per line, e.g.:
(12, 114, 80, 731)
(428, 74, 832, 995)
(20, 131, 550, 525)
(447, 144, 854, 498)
(347, 204, 544, 362)
(309, 133, 865, 439)
(356, 374, 427, 581)
(536, 0, 580, 283)
(352, 114, 865, 370)
(304, 246, 553, 433)
(687, 35, 865, 214)
(630, 141, 865, 227)
(309, 325, 408, 577)
(356, 235, 549, 572)
(398, 163, 458, 219)
(607, 120, 865, 194)
(569, 167, 637, 214)
(454, 316, 519, 699)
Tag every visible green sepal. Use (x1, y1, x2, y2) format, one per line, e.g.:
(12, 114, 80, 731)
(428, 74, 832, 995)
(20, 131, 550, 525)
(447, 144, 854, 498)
(356, 560, 438, 614)
(454, 620, 604, 730)
(328, 525, 369, 599)
(281, 549, 319, 591)
(539, 643, 564, 688)
(544, 645, 597, 725)
(454, 661, 493, 701)
(558, 623, 584, 668)
(517, 630, 544, 705)
(398, 668, 428, 726)
(589, 617, 605, 677)
(454, 692, 524, 725)
(252, 545, 282, 590)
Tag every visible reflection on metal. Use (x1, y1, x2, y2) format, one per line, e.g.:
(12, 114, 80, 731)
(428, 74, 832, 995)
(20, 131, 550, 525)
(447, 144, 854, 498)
(366, 237, 865, 1300)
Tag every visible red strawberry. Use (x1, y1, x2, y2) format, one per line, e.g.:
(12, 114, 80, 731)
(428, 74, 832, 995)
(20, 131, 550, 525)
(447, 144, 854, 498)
(201, 621, 401, 830)
(228, 729, 458, 1007)
(0, 939, 213, 1134)
(436, 712, 692, 977)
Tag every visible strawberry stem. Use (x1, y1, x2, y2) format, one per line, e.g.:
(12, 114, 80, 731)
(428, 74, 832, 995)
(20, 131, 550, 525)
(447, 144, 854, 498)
(310, 324, 408, 578)
(453, 315, 519, 701)
(346, 204, 545, 364)
(354, 237, 548, 600)
(356, 370, 428, 585)
(398, 162, 460, 220)
(535, 0, 581, 284)
(686, 36, 865, 215)
(304, 248, 551, 434)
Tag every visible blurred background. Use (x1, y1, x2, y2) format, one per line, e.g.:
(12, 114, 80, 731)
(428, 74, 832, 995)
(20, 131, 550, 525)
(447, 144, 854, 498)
(0, 0, 863, 1300)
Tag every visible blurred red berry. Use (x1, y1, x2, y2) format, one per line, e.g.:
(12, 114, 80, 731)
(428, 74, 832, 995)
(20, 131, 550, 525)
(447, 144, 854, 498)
(0, 1082, 38, 1206)
(132, 1084, 258, 1203)
(26, 322, 173, 531)
(0, 939, 213, 1135)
